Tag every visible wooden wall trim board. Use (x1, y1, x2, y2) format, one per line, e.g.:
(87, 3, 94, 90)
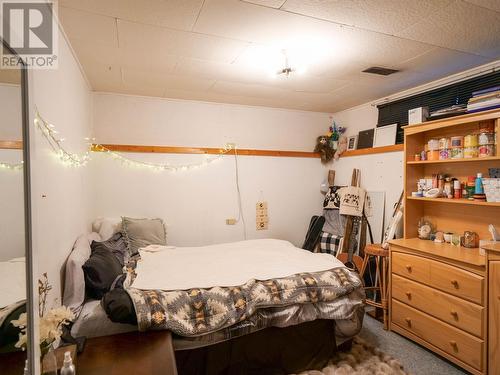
(0, 140, 22, 149)
(90, 143, 403, 158)
(91, 144, 320, 158)
(1, 140, 401, 157)
(341, 144, 403, 157)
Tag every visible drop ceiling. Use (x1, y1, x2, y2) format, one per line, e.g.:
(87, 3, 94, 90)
(59, 0, 500, 112)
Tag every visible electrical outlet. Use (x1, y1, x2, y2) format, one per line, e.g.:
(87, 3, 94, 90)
(226, 218, 237, 225)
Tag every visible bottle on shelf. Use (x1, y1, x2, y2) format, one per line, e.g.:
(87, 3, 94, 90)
(475, 173, 483, 194)
(60, 351, 76, 375)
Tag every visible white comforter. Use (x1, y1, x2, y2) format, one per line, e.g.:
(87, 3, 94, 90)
(0, 257, 26, 308)
(132, 239, 345, 291)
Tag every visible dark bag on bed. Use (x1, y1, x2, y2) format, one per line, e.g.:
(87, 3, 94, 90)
(101, 288, 137, 325)
(301, 215, 325, 251)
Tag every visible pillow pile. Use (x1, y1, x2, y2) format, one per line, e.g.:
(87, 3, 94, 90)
(121, 217, 167, 256)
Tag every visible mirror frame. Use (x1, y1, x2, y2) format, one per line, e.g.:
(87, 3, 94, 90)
(1, 38, 35, 374)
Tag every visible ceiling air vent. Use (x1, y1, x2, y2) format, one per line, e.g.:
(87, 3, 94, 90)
(362, 67, 399, 76)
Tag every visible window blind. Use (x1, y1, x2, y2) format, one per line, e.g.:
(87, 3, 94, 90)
(377, 70, 500, 144)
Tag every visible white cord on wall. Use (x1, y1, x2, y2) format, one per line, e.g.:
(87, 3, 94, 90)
(233, 146, 247, 240)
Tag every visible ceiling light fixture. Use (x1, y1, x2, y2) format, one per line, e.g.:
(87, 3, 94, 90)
(276, 49, 295, 78)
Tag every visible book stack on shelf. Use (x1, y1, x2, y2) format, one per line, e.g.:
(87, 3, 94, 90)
(467, 86, 500, 113)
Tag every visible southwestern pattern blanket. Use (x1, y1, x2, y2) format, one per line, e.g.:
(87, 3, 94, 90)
(125, 265, 363, 337)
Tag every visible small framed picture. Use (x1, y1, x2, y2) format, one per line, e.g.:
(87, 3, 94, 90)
(347, 135, 358, 151)
(374, 124, 397, 147)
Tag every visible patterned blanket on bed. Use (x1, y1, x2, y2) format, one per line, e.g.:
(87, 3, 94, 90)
(125, 263, 363, 337)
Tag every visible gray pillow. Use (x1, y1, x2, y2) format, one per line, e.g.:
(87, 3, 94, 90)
(122, 217, 167, 256)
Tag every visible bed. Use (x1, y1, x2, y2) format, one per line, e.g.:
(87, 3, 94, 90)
(0, 257, 26, 353)
(64, 221, 365, 374)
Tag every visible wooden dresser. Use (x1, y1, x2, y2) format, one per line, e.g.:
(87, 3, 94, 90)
(390, 239, 486, 374)
(483, 242, 500, 375)
(389, 109, 500, 375)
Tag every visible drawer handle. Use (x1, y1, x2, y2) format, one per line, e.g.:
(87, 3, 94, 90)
(405, 265, 412, 273)
(405, 292, 412, 299)
(450, 341, 458, 351)
(450, 311, 459, 320)
(405, 318, 412, 328)
(451, 280, 459, 289)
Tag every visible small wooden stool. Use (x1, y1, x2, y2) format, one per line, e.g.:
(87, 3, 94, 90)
(360, 243, 390, 330)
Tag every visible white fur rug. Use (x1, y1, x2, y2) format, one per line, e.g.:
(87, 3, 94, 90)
(297, 337, 409, 375)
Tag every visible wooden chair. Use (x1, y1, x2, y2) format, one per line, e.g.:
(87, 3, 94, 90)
(360, 243, 390, 330)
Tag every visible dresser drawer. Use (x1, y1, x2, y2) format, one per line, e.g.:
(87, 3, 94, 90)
(392, 274, 484, 338)
(392, 252, 430, 283)
(429, 261, 484, 305)
(392, 300, 483, 371)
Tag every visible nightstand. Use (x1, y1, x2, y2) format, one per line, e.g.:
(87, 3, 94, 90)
(77, 331, 177, 375)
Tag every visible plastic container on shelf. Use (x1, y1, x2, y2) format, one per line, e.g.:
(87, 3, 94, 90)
(439, 149, 449, 160)
(478, 132, 495, 145)
(464, 134, 478, 148)
(464, 146, 479, 158)
(479, 144, 496, 158)
(450, 147, 463, 159)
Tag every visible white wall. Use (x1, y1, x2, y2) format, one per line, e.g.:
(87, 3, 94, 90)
(0, 84, 24, 261)
(0, 149, 24, 261)
(91, 94, 330, 247)
(0, 84, 22, 139)
(29, 29, 92, 306)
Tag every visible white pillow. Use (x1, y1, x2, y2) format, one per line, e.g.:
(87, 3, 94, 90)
(62, 232, 101, 314)
(92, 217, 122, 241)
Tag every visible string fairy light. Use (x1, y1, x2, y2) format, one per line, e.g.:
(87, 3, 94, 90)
(0, 161, 23, 171)
(91, 143, 233, 172)
(34, 110, 234, 171)
(35, 110, 91, 167)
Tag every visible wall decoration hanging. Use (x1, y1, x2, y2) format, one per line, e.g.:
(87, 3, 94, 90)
(314, 135, 334, 164)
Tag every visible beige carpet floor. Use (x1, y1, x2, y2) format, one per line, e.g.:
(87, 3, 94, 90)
(297, 336, 409, 375)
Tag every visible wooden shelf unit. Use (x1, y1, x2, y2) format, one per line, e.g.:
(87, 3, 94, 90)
(390, 109, 500, 375)
(406, 196, 500, 207)
(403, 110, 500, 239)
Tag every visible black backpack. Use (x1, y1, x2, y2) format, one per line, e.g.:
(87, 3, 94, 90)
(301, 216, 326, 251)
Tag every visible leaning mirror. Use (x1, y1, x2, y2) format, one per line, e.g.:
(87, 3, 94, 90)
(0, 40, 31, 374)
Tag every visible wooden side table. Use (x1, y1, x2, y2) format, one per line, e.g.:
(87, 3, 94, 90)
(77, 331, 177, 375)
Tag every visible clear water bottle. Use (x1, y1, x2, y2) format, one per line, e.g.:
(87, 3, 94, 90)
(60, 351, 76, 375)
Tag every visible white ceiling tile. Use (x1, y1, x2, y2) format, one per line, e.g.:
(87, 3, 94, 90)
(59, 0, 204, 31)
(397, 0, 500, 58)
(59, 6, 118, 47)
(341, 27, 435, 67)
(117, 20, 248, 63)
(464, 0, 500, 12)
(282, 0, 453, 35)
(122, 68, 215, 91)
(398, 47, 493, 78)
(241, 0, 286, 8)
(82, 63, 123, 90)
(69, 38, 178, 74)
(60, 0, 500, 113)
(195, 0, 343, 45)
